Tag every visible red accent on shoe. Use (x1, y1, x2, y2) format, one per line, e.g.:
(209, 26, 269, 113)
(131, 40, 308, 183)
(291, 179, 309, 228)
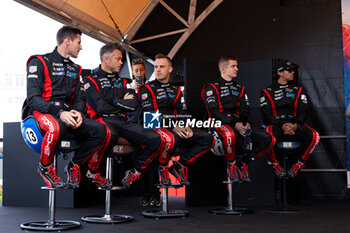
(47, 165, 62, 183)
(240, 163, 251, 182)
(288, 162, 305, 177)
(273, 161, 286, 177)
(228, 163, 242, 182)
(69, 165, 81, 183)
(159, 166, 171, 185)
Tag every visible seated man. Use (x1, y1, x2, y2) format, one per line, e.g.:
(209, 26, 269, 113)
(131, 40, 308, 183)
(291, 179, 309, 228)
(202, 56, 275, 182)
(260, 59, 320, 177)
(83, 42, 162, 188)
(128, 59, 161, 207)
(140, 53, 215, 186)
(26, 26, 110, 189)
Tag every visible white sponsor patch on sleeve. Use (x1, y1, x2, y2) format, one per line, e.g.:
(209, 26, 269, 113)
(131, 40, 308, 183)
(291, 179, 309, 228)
(27, 74, 38, 79)
(301, 94, 308, 103)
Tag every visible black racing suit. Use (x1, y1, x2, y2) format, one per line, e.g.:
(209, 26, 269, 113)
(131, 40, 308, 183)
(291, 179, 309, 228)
(202, 77, 275, 162)
(84, 67, 161, 171)
(260, 82, 320, 163)
(127, 81, 160, 200)
(26, 47, 108, 170)
(140, 79, 214, 166)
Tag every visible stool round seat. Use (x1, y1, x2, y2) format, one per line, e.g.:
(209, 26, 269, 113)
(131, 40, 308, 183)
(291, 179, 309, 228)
(108, 138, 134, 157)
(276, 141, 303, 150)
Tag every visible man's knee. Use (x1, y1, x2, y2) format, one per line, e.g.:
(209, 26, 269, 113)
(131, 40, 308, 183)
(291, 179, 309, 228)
(147, 132, 162, 149)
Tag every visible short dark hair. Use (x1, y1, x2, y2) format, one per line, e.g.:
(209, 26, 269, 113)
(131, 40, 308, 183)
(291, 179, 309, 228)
(100, 42, 123, 61)
(155, 53, 172, 66)
(56, 26, 82, 45)
(218, 56, 237, 69)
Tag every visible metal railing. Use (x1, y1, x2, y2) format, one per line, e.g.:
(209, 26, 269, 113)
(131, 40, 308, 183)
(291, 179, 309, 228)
(301, 135, 347, 173)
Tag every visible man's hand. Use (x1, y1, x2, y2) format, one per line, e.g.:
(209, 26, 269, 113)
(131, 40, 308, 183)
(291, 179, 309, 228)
(124, 92, 135, 99)
(59, 110, 83, 129)
(132, 82, 141, 92)
(60, 111, 77, 128)
(234, 122, 251, 136)
(282, 123, 297, 135)
(70, 110, 83, 129)
(173, 126, 193, 139)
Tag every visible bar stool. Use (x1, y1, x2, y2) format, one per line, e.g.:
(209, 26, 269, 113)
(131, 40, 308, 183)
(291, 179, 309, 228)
(20, 116, 81, 231)
(81, 137, 135, 224)
(141, 183, 189, 219)
(209, 164, 253, 215)
(208, 129, 253, 215)
(268, 140, 303, 214)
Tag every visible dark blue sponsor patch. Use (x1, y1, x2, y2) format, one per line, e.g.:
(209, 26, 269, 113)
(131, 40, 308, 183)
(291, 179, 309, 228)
(157, 94, 167, 99)
(52, 72, 65, 76)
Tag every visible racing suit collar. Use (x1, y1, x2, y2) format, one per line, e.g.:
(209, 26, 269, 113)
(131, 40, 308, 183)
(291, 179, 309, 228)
(53, 47, 71, 63)
(219, 76, 234, 86)
(97, 66, 118, 80)
(273, 82, 290, 89)
(154, 79, 170, 88)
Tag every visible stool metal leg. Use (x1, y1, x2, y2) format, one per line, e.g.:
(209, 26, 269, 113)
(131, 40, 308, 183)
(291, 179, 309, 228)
(142, 184, 189, 218)
(209, 172, 253, 215)
(267, 156, 303, 214)
(82, 157, 134, 224)
(20, 155, 81, 231)
(227, 181, 233, 211)
(162, 187, 168, 213)
(48, 189, 56, 226)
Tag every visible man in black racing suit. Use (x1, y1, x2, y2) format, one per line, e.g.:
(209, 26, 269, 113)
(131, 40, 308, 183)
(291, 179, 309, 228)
(26, 26, 110, 189)
(83, 43, 162, 189)
(140, 53, 214, 186)
(260, 59, 320, 177)
(202, 56, 275, 183)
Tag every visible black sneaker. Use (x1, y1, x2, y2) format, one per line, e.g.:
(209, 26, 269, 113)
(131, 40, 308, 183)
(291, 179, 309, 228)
(158, 166, 171, 186)
(240, 163, 251, 182)
(64, 161, 81, 189)
(139, 196, 151, 207)
(169, 161, 190, 186)
(227, 162, 242, 183)
(38, 164, 65, 188)
(122, 169, 140, 188)
(87, 170, 112, 189)
(149, 197, 161, 207)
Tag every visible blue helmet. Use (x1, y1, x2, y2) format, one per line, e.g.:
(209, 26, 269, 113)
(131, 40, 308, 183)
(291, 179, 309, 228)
(21, 116, 44, 154)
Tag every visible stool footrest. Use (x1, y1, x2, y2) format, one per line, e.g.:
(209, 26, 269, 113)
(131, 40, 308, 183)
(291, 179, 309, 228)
(81, 214, 134, 224)
(97, 186, 125, 191)
(156, 184, 184, 188)
(20, 220, 81, 231)
(209, 207, 253, 215)
(41, 186, 72, 190)
(141, 209, 189, 218)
